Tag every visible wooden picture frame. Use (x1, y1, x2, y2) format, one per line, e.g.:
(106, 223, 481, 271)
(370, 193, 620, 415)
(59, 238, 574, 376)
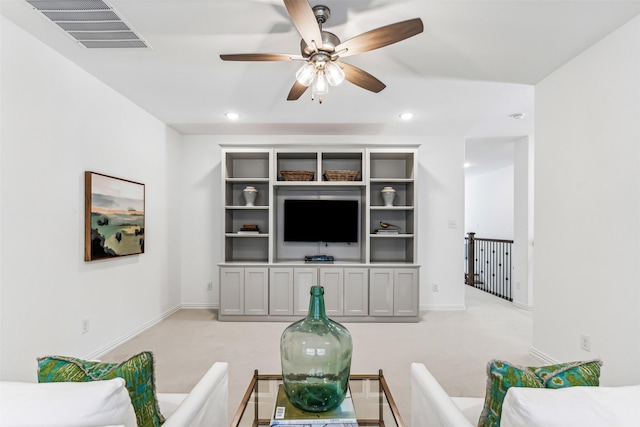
(84, 172, 145, 261)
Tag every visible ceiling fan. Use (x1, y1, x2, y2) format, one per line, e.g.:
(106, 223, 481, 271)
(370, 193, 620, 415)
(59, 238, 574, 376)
(220, 0, 423, 103)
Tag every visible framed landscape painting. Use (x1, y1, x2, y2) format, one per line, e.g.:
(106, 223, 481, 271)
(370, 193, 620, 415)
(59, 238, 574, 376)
(85, 172, 145, 261)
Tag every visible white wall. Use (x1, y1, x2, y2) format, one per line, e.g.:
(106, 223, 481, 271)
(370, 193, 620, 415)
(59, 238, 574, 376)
(512, 136, 534, 308)
(534, 15, 640, 385)
(465, 166, 514, 240)
(0, 17, 183, 381)
(180, 136, 222, 307)
(419, 136, 466, 310)
(178, 135, 467, 312)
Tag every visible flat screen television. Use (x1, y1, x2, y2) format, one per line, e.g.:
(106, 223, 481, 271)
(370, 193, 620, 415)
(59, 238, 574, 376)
(284, 199, 358, 243)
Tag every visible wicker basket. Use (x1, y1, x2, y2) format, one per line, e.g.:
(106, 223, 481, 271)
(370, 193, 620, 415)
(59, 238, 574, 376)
(324, 170, 360, 181)
(280, 170, 315, 181)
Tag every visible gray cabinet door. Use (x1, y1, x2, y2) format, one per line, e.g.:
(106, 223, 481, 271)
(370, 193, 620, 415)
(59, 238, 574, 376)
(369, 268, 394, 316)
(344, 268, 368, 316)
(394, 268, 419, 316)
(320, 268, 344, 316)
(220, 268, 244, 315)
(293, 267, 318, 315)
(270, 268, 294, 315)
(244, 268, 269, 315)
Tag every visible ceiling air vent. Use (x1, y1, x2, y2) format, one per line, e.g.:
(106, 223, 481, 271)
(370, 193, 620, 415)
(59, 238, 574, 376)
(26, 0, 149, 48)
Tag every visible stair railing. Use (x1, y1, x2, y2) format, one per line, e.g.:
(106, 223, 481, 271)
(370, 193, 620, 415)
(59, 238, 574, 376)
(465, 232, 513, 301)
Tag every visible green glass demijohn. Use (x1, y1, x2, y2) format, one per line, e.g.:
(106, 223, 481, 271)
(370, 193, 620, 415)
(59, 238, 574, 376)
(280, 285, 353, 412)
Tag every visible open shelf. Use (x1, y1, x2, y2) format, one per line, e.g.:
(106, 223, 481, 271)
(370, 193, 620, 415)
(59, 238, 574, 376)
(370, 237, 415, 263)
(370, 152, 415, 180)
(224, 237, 269, 263)
(370, 182, 414, 207)
(225, 182, 269, 207)
(225, 152, 270, 179)
(370, 210, 414, 235)
(225, 209, 269, 234)
(276, 152, 317, 182)
(321, 151, 363, 182)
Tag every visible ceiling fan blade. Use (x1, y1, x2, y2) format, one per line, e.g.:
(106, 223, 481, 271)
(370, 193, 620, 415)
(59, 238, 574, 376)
(335, 18, 424, 58)
(340, 62, 386, 93)
(283, 0, 323, 50)
(287, 80, 309, 100)
(220, 53, 302, 61)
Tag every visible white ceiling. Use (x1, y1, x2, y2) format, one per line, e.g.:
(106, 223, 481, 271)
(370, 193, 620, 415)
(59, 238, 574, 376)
(3, 0, 640, 172)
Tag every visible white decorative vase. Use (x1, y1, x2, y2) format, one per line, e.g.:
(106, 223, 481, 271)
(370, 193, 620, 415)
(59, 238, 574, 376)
(242, 186, 258, 206)
(381, 186, 396, 207)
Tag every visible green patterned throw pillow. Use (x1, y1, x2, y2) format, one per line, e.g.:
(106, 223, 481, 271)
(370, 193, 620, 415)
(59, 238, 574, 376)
(37, 351, 165, 427)
(478, 360, 544, 427)
(477, 359, 602, 427)
(532, 359, 602, 388)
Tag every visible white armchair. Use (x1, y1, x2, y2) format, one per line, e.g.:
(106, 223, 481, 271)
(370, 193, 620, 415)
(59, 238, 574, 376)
(411, 362, 640, 427)
(159, 361, 229, 427)
(410, 362, 483, 427)
(0, 362, 229, 427)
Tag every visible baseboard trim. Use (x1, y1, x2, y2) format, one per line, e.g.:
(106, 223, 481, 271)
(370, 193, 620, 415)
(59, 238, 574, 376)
(181, 303, 218, 309)
(529, 347, 558, 364)
(86, 305, 181, 360)
(420, 304, 466, 311)
(512, 300, 533, 311)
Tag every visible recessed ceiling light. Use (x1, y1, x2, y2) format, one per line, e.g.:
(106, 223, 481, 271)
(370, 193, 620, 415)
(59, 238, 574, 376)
(464, 162, 471, 168)
(225, 112, 240, 120)
(399, 112, 414, 120)
(509, 113, 525, 120)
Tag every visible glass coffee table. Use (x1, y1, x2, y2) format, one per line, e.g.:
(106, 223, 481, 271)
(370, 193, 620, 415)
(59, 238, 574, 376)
(230, 370, 405, 427)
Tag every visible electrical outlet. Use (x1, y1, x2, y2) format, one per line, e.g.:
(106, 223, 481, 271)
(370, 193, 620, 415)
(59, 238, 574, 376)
(448, 220, 457, 229)
(516, 281, 521, 290)
(206, 282, 213, 291)
(81, 319, 90, 334)
(580, 333, 591, 352)
(432, 283, 439, 292)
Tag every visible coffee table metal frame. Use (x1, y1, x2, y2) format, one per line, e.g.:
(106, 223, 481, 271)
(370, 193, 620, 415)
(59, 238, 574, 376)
(230, 369, 405, 427)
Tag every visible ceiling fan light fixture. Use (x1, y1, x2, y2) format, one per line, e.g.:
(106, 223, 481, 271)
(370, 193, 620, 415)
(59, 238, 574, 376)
(296, 62, 316, 86)
(312, 71, 329, 96)
(325, 61, 345, 86)
(220, 2, 424, 102)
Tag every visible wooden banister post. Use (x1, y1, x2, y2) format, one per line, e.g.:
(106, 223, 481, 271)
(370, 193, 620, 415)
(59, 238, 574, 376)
(467, 232, 475, 285)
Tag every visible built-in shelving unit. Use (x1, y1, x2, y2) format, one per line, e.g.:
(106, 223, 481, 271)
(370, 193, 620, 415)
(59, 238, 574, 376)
(219, 146, 419, 322)
(223, 149, 272, 263)
(368, 150, 416, 264)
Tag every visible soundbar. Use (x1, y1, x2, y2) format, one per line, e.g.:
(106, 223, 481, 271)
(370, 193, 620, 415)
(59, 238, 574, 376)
(304, 255, 335, 263)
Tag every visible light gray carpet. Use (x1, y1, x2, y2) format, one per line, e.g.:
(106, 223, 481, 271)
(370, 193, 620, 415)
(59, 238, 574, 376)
(102, 286, 538, 426)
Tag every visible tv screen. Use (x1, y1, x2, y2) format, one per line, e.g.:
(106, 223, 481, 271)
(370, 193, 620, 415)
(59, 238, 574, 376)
(284, 199, 358, 243)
